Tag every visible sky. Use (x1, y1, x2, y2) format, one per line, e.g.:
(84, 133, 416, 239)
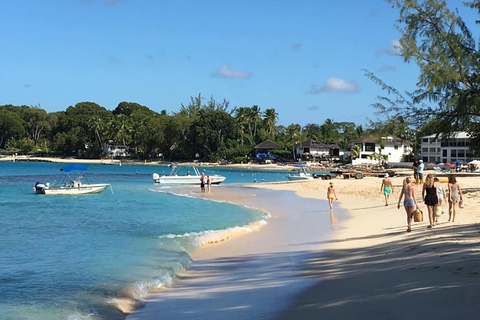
(0, 0, 473, 127)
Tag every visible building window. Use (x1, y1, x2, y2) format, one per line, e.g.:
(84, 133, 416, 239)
(422, 138, 429, 143)
(364, 143, 375, 152)
(422, 148, 428, 152)
(443, 150, 447, 157)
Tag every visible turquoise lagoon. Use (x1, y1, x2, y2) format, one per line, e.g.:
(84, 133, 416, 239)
(0, 162, 289, 320)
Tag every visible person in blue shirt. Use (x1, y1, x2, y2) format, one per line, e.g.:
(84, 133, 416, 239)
(416, 160, 425, 184)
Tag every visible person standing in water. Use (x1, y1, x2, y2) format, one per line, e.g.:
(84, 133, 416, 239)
(380, 173, 393, 206)
(200, 173, 206, 193)
(206, 175, 211, 193)
(327, 182, 337, 209)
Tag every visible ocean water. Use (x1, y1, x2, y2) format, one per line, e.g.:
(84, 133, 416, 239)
(0, 161, 289, 320)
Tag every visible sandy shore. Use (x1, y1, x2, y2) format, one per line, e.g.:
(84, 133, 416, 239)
(126, 172, 480, 319)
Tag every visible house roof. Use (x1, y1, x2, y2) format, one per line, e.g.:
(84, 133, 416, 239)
(254, 140, 282, 150)
(350, 135, 412, 146)
(296, 139, 340, 149)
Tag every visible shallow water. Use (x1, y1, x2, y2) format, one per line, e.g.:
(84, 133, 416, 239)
(0, 162, 290, 320)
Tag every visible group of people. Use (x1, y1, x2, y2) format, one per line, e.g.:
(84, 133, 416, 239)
(397, 174, 463, 232)
(200, 173, 211, 193)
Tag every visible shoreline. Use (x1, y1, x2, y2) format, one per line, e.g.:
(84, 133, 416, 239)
(128, 175, 480, 319)
(127, 183, 345, 320)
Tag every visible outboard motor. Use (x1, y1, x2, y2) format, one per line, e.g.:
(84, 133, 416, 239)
(34, 182, 46, 194)
(152, 173, 160, 183)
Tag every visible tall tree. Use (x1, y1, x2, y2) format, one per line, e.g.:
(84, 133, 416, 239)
(263, 108, 278, 140)
(368, 0, 480, 147)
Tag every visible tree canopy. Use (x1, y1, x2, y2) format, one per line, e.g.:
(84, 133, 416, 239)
(367, 0, 480, 150)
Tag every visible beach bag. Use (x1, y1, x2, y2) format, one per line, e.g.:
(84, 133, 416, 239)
(459, 200, 465, 208)
(434, 206, 443, 217)
(413, 209, 423, 222)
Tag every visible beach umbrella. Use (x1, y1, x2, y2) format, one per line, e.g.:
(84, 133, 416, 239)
(468, 160, 480, 165)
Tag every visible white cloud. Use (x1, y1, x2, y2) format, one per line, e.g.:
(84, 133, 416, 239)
(307, 77, 360, 94)
(378, 39, 403, 56)
(211, 63, 252, 79)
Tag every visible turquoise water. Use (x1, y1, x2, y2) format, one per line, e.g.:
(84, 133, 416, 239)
(0, 162, 288, 320)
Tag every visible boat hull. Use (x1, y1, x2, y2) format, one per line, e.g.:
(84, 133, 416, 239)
(40, 184, 110, 195)
(286, 175, 314, 181)
(154, 175, 226, 185)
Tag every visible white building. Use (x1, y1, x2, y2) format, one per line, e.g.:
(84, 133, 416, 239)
(103, 141, 129, 158)
(350, 135, 412, 164)
(420, 132, 474, 163)
(295, 139, 341, 160)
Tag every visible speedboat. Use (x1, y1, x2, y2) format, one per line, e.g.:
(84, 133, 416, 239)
(152, 165, 226, 185)
(34, 164, 110, 195)
(286, 167, 314, 181)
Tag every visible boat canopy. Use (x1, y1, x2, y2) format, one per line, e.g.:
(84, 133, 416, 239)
(60, 164, 88, 172)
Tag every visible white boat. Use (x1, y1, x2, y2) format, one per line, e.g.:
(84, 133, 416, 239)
(286, 167, 314, 181)
(34, 164, 110, 195)
(152, 165, 226, 185)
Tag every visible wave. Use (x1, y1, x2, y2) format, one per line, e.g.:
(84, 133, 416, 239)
(159, 218, 268, 246)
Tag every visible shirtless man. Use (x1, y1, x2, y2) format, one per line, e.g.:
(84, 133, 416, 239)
(381, 173, 393, 206)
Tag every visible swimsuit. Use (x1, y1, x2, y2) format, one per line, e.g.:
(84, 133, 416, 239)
(424, 186, 438, 206)
(403, 187, 415, 207)
(450, 183, 460, 203)
(437, 186, 444, 201)
(383, 186, 391, 195)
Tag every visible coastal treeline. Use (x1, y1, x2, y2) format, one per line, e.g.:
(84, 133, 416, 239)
(0, 95, 374, 161)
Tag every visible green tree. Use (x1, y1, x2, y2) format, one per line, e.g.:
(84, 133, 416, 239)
(368, 0, 480, 147)
(263, 108, 278, 140)
(0, 108, 24, 149)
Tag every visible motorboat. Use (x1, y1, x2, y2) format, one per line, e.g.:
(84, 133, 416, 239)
(152, 165, 226, 185)
(34, 164, 110, 195)
(286, 166, 314, 181)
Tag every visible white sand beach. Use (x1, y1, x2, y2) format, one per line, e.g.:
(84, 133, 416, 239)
(127, 173, 480, 319)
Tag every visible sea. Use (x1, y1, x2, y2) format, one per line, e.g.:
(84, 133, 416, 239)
(0, 161, 295, 320)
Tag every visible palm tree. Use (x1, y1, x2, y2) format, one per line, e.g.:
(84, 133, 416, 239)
(248, 105, 262, 140)
(107, 114, 132, 147)
(351, 144, 362, 159)
(87, 116, 104, 152)
(263, 108, 278, 140)
(233, 107, 251, 146)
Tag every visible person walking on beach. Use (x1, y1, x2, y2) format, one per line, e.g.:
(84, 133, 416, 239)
(200, 173, 206, 193)
(434, 177, 444, 223)
(380, 173, 393, 206)
(448, 174, 463, 222)
(206, 175, 211, 193)
(422, 174, 439, 229)
(397, 177, 419, 232)
(327, 182, 337, 209)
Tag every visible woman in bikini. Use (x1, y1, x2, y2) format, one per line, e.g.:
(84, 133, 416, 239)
(327, 182, 337, 209)
(397, 177, 419, 232)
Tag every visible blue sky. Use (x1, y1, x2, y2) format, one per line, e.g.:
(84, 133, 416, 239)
(0, 0, 472, 126)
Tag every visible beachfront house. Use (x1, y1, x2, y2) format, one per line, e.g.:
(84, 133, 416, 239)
(349, 135, 412, 164)
(103, 141, 129, 158)
(420, 132, 474, 163)
(254, 140, 282, 163)
(294, 139, 341, 161)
